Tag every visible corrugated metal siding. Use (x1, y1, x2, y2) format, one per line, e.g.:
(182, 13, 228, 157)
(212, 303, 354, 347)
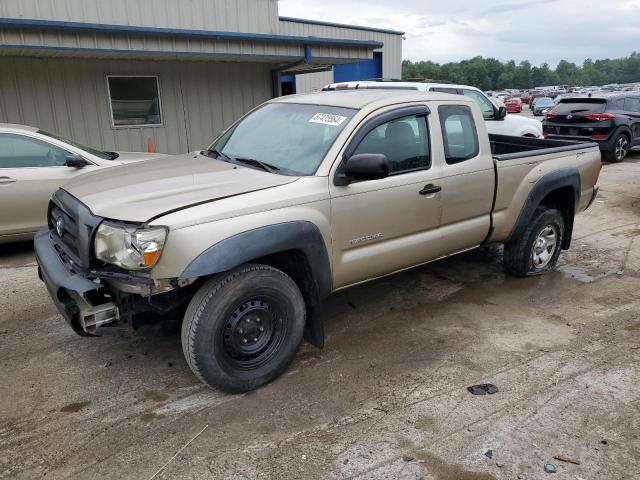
(279, 19, 403, 79)
(0, 56, 272, 154)
(0, 27, 306, 60)
(294, 71, 333, 94)
(0, 0, 280, 33)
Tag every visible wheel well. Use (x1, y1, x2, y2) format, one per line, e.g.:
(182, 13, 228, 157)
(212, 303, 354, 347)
(538, 186, 575, 249)
(251, 249, 320, 308)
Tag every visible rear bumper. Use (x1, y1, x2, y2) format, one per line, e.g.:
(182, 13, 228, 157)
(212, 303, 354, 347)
(544, 134, 613, 151)
(35, 229, 118, 335)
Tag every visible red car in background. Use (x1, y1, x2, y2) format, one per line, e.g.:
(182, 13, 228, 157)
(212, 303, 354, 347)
(505, 97, 523, 113)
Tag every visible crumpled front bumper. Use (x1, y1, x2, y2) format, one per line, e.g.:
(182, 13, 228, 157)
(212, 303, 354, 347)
(34, 229, 118, 335)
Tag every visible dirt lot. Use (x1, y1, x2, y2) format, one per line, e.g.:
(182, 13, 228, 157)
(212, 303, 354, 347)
(1, 150, 640, 480)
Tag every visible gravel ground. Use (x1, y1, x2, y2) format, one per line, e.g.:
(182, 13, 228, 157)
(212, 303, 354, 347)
(1, 148, 639, 480)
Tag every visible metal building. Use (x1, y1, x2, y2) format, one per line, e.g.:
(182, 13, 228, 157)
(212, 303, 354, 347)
(0, 0, 403, 154)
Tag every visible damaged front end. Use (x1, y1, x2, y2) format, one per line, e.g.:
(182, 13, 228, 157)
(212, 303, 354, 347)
(35, 189, 195, 336)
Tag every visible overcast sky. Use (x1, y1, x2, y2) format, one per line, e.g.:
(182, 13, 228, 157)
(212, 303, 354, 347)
(279, 0, 640, 66)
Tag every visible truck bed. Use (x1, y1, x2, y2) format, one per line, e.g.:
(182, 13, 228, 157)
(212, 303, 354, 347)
(488, 134, 602, 243)
(490, 134, 598, 161)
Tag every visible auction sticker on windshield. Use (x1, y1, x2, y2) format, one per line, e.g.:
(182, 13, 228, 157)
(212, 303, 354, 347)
(309, 113, 348, 126)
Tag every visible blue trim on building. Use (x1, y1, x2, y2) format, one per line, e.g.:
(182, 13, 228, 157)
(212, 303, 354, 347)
(0, 18, 384, 49)
(304, 45, 312, 64)
(279, 16, 404, 36)
(0, 43, 374, 66)
(334, 52, 383, 83)
(0, 43, 303, 61)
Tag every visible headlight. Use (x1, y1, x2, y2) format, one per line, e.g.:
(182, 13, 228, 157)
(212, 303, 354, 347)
(94, 222, 168, 270)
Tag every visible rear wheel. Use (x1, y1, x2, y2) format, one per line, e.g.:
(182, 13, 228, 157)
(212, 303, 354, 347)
(503, 207, 564, 277)
(605, 133, 629, 163)
(181, 264, 306, 393)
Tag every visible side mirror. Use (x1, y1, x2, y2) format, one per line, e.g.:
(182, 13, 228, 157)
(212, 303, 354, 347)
(65, 154, 89, 168)
(496, 106, 507, 120)
(335, 153, 389, 185)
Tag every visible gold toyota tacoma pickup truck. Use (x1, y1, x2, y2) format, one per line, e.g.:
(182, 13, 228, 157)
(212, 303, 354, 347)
(35, 90, 601, 392)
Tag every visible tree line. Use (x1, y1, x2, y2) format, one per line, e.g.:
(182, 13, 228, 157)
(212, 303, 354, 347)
(401, 52, 640, 90)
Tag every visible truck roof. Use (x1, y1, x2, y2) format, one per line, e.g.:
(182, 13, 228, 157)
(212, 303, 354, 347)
(272, 90, 470, 109)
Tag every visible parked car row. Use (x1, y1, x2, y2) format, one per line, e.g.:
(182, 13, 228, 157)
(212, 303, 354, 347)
(543, 93, 640, 162)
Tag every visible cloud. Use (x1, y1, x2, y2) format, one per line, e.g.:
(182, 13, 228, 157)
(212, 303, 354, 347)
(278, 0, 640, 66)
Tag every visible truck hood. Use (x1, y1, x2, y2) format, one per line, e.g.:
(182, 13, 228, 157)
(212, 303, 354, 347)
(62, 152, 300, 222)
(112, 151, 170, 163)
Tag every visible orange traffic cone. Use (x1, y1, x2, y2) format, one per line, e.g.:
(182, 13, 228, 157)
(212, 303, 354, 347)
(147, 137, 156, 153)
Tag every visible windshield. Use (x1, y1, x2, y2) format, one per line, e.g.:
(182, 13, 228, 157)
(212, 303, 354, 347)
(38, 130, 118, 160)
(536, 98, 554, 106)
(210, 103, 356, 175)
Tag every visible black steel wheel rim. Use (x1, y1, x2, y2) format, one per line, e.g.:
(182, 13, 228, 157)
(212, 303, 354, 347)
(221, 298, 287, 370)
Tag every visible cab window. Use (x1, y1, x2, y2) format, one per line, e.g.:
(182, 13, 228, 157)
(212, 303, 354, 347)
(438, 105, 479, 164)
(461, 89, 496, 120)
(0, 134, 70, 168)
(352, 114, 430, 174)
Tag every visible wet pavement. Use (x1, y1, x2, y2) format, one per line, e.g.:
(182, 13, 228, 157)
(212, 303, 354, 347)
(1, 151, 640, 479)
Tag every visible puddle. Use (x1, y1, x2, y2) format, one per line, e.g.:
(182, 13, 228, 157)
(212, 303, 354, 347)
(557, 263, 597, 283)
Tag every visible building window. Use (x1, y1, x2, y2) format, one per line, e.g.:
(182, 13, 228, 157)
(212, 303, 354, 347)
(106, 75, 162, 127)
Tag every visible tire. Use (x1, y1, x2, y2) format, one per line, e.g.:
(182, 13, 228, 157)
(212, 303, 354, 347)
(604, 132, 630, 163)
(503, 207, 564, 277)
(181, 264, 306, 393)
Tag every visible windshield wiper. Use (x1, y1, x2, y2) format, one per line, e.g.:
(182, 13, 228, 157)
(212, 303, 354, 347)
(203, 148, 233, 162)
(203, 149, 281, 174)
(234, 157, 281, 174)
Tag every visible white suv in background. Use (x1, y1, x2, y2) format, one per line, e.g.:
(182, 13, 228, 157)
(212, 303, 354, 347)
(323, 81, 543, 138)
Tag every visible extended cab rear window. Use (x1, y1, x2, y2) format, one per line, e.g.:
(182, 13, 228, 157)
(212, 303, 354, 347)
(553, 99, 606, 114)
(438, 105, 479, 164)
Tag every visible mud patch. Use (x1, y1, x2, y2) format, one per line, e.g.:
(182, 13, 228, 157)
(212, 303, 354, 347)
(144, 390, 169, 402)
(139, 412, 162, 423)
(416, 451, 496, 480)
(60, 401, 91, 413)
(414, 415, 437, 431)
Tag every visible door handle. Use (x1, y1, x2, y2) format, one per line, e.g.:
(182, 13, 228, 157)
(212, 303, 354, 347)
(419, 184, 442, 195)
(0, 176, 17, 185)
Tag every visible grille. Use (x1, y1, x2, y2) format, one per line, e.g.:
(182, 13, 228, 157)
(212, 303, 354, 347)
(47, 189, 102, 270)
(49, 202, 80, 259)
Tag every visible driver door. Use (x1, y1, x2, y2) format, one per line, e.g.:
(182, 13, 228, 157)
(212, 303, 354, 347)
(0, 133, 96, 237)
(329, 106, 444, 288)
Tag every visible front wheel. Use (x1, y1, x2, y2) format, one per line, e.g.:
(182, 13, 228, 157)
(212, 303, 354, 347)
(503, 207, 564, 277)
(604, 133, 629, 163)
(181, 264, 306, 393)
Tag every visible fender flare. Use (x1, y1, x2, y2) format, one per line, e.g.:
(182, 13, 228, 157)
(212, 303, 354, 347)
(179, 221, 332, 348)
(506, 168, 581, 250)
(179, 221, 332, 297)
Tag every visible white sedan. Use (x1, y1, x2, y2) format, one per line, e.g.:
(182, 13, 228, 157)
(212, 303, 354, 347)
(0, 124, 166, 243)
